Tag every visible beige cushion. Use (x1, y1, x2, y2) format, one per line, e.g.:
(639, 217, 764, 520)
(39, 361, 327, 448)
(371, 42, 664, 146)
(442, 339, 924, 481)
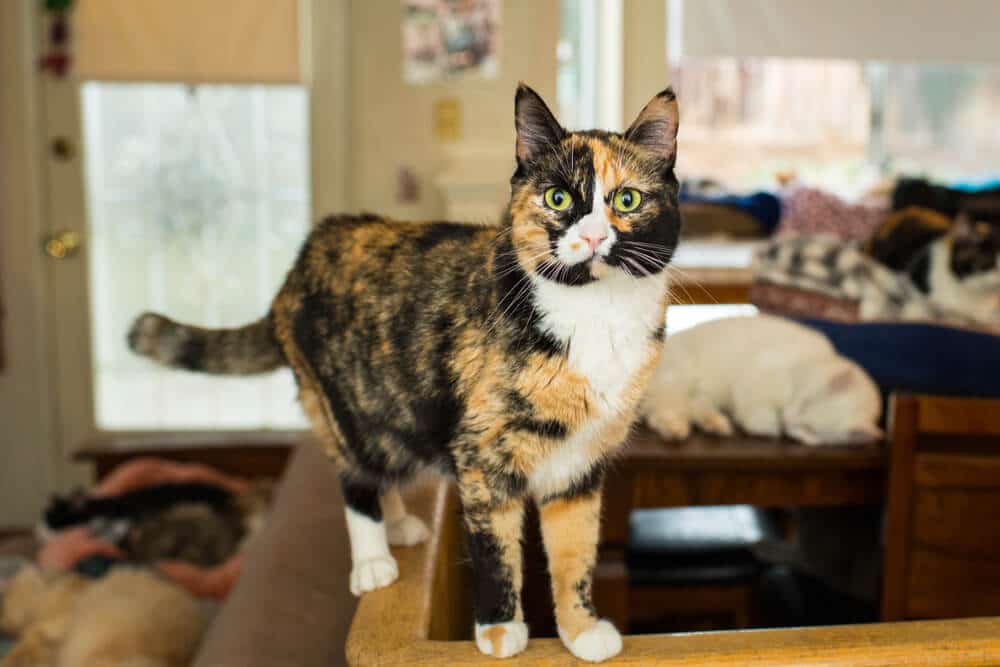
(193, 442, 356, 667)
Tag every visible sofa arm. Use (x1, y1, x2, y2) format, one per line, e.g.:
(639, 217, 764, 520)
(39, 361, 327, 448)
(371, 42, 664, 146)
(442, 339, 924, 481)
(193, 442, 357, 667)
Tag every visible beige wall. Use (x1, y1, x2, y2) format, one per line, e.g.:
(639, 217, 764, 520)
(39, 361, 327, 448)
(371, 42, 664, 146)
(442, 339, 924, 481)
(623, 0, 669, 122)
(348, 0, 559, 221)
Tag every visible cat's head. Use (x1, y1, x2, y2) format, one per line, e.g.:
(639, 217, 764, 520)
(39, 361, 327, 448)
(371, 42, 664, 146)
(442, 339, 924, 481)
(504, 84, 681, 285)
(950, 214, 1000, 289)
(782, 359, 883, 446)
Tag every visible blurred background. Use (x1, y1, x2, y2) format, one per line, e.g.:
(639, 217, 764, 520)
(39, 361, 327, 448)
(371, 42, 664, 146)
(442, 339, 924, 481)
(2, 0, 999, 521)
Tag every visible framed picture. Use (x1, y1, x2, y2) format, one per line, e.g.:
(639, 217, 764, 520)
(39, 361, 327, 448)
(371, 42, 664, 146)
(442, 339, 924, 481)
(402, 0, 500, 85)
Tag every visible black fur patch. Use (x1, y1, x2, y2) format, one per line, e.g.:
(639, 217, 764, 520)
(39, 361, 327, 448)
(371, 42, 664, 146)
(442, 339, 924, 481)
(464, 527, 517, 624)
(907, 247, 932, 293)
(176, 334, 206, 370)
(340, 479, 382, 521)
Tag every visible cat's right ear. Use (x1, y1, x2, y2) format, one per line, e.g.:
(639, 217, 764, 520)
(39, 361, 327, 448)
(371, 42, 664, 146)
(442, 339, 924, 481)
(515, 83, 565, 164)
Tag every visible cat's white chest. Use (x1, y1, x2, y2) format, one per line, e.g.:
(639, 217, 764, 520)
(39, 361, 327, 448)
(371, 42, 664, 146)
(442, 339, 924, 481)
(532, 270, 666, 410)
(527, 270, 667, 497)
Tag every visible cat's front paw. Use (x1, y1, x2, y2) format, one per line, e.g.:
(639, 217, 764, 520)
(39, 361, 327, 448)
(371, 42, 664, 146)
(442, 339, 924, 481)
(474, 621, 529, 659)
(646, 411, 691, 440)
(559, 619, 622, 663)
(387, 514, 430, 547)
(349, 555, 398, 596)
(695, 409, 734, 436)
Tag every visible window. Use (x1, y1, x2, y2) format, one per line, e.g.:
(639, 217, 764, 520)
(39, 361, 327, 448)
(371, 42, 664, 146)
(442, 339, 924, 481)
(667, 1, 1000, 193)
(82, 83, 310, 430)
(558, 0, 623, 131)
(670, 58, 871, 192)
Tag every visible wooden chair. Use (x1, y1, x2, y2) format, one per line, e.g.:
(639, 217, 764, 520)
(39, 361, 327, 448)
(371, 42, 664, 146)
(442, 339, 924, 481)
(882, 393, 1000, 621)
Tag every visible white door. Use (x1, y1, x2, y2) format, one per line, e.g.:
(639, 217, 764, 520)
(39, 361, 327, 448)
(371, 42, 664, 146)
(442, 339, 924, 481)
(29, 2, 348, 485)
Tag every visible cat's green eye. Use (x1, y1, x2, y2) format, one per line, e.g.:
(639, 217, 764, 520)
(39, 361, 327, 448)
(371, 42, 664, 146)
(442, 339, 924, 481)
(613, 188, 642, 213)
(544, 187, 573, 211)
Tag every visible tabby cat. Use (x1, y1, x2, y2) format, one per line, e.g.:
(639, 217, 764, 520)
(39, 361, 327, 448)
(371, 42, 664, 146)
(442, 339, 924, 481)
(128, 84, 680, 661)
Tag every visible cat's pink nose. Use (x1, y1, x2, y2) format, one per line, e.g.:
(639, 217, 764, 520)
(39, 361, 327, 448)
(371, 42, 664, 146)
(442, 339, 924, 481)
(580, 231, 607, 252)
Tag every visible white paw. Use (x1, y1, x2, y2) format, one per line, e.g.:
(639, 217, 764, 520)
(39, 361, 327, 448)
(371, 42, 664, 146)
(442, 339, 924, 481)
(696, 410, 734, 436)
(559, 619, 622, 663)
(475, 621, 529, 659)
(386, 514, 430, 547)
(647, 411, 691, 440)
(349, 555, 398, 596)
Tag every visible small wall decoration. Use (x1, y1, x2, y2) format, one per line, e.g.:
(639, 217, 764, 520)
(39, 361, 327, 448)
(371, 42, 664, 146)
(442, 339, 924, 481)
(402, 0, 500, 85)
(40, 0, 75, 78)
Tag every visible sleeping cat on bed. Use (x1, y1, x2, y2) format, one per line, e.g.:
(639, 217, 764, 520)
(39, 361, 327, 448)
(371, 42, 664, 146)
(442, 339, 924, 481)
(125, 84, 681, 662)
(641, 315, 883, 446)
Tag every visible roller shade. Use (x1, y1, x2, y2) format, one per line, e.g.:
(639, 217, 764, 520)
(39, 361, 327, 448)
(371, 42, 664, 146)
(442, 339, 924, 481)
(74, 0, 302, 83)
(672, 0, 1000, 63)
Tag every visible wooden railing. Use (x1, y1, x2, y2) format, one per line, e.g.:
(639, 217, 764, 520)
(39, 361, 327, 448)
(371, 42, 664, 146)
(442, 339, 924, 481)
(347, 479, 1000, 667)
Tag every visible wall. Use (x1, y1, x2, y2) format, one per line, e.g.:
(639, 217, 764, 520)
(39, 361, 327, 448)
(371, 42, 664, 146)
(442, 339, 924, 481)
(0, 0, 59, 527)
(348, 0, 559, 222)
(623, 0, 669, 122)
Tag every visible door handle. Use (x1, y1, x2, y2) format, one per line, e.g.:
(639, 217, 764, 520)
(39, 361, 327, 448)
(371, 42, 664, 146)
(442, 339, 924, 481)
(42, 230, 83, 259)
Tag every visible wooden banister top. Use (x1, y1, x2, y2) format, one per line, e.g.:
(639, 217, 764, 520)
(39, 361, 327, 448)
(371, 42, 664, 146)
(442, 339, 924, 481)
(624, 427, 887, 471)
(349, 477, 1000, 667)
(74, 431, 307, 460)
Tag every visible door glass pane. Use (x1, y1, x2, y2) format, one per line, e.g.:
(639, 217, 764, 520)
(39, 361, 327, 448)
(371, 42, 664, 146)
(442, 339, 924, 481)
(81, 83, 309, 430)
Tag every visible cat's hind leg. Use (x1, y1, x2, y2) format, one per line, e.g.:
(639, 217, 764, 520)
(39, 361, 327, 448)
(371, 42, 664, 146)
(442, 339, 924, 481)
(382, 486, 430, 547)
(298, 383, 399, 595)
(733, 400, 782, 438)
(342, 478, 399, 596)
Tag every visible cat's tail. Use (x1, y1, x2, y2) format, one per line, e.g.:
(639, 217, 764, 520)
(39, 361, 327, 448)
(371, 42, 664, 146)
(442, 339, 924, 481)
(127, 311, 285, 375)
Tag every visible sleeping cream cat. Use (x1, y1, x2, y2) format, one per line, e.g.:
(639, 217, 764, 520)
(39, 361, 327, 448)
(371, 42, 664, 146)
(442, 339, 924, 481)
(641, 315, 883, 446)
(128, 84, 681, 661)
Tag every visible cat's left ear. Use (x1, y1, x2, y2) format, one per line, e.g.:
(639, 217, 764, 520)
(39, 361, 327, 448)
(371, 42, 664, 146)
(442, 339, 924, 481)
(515, 83, 565, 164)
(625, 88, 680, 164)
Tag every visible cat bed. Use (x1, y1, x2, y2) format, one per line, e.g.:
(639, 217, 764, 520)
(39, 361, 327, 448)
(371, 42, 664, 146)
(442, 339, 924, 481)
(753, 282, 1000, 399)
(754, 234, 998, 330)
(627, 506, 777, 586)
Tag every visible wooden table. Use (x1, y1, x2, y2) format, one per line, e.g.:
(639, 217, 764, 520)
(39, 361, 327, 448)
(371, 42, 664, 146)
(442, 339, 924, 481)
(75, 432, 300, 480)
(602, 427, 888, 545)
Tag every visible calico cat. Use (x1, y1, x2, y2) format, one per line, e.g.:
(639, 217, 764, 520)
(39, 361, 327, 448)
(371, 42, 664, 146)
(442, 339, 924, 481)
(127, 84, 680, 661)
(906, 215, 1000, 325)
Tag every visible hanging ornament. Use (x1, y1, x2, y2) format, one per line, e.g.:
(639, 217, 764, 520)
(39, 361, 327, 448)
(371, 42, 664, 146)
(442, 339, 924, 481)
(39, 0, 74, 79)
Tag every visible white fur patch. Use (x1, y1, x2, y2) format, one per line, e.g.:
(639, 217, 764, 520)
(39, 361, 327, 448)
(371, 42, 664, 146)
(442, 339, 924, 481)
(475, 621, 529, 658)
(528, 269, 667, 497)
(345, 507, 398, 596)
(929, 240, 1000, 323)
(559, 619, 622, 662)
(555, 180, 617, 266)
